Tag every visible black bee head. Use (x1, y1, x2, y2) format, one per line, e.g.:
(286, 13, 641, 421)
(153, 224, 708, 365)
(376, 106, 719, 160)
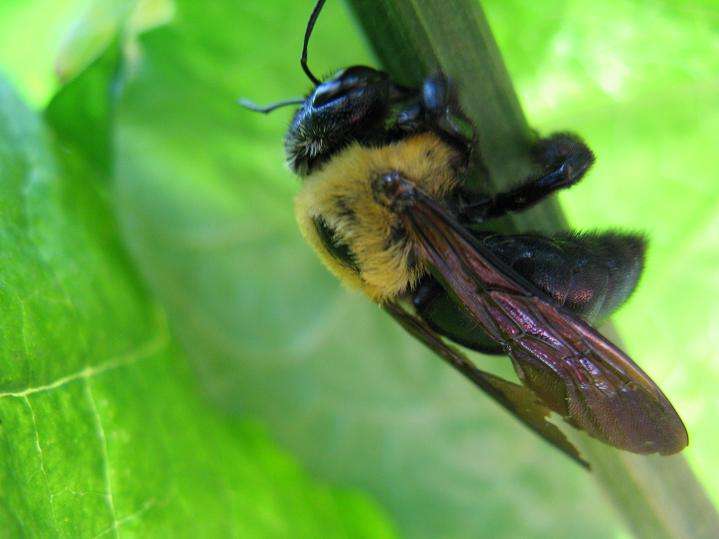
(286, 66, 396, 176)
(240, 2, 414, 175)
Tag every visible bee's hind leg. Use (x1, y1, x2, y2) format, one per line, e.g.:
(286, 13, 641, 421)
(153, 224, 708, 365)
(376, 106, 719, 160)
(457, 133, 595, 224)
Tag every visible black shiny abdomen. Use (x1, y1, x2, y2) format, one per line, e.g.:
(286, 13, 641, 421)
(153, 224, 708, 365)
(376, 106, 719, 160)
(414, 230, 646, 354)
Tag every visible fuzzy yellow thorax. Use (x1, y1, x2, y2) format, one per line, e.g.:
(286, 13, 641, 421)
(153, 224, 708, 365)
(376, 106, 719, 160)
(295, 132, 460, 302)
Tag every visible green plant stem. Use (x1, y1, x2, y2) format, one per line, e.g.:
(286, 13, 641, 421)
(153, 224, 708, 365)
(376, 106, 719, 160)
(344, 0, 719, 537)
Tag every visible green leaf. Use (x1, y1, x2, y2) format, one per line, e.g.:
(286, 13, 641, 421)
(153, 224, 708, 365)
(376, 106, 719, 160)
(45, 43, 121, 176)
(0, 67, 395, 537)
(0, 0, 175, 107)
(0, 0, 88, 106)
(112, 1, 629, 538)
(53, 0, 176, 86)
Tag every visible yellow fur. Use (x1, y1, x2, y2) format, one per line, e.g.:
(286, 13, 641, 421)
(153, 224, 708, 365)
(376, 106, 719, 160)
(294, 133, 460, 302)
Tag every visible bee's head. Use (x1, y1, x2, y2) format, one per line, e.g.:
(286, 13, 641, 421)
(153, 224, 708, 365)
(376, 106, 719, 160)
(286, 66, 398, 175)
(239, 0, 412, 176)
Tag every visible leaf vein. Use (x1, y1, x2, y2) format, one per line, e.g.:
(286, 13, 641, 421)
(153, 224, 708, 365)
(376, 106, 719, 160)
(84, 378, 119, 539)
(92, 498, 158, 539)
(0, 331, 167, 399)
(24, 396, 59, 533)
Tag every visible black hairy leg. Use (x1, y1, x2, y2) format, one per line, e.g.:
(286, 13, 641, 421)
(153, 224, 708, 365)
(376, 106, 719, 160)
(457, 133, 595, 223)
(421, 73, 477, 160)
(394, 73, 477, 169)
(413, 230, 646, 354)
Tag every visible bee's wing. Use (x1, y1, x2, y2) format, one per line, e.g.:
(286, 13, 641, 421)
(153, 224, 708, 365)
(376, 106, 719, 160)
(399, 191, 688, 455)
(384, 301, 589, 467)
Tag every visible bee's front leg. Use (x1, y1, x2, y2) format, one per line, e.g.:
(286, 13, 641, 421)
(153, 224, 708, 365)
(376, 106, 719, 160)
(421, 73, 476, 164)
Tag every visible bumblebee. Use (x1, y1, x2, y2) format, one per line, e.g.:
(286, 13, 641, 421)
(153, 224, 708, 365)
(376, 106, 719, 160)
(242, 0, 687, 466)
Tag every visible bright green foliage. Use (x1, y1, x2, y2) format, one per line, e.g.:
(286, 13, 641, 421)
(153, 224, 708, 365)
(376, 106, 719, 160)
(0, 0, 717, 538)
(0, 0, 87, 105)
(0, 28, 395, 539)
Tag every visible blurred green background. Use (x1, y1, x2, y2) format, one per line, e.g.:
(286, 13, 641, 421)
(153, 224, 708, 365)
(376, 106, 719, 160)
(0, 0, 716, 537)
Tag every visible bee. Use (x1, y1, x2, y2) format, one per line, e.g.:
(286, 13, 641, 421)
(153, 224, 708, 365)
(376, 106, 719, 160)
(241, 0, 688, 466)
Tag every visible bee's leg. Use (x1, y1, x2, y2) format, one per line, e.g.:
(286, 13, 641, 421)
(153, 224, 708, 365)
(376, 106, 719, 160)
(420, 73, 476, 165)
(457, 133, 594, 223)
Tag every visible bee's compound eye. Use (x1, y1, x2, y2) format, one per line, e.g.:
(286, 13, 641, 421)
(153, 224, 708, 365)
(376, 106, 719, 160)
(312, 79, 344, 107)
(339, 66, 387, 86)
(312, 66, 388, 108)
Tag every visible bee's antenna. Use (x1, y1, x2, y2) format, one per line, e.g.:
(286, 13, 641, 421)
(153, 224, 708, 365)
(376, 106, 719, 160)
(237, 97, 304, 114)
(301, 0, 326, 86)
(240, 0, 326, 112)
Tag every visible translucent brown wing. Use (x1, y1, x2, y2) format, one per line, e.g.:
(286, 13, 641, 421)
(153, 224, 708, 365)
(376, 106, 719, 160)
(384, 301, 589, 467)
(389, 181, 688, 455)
